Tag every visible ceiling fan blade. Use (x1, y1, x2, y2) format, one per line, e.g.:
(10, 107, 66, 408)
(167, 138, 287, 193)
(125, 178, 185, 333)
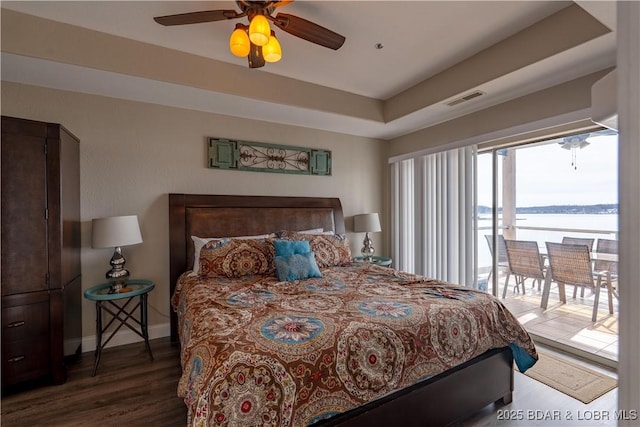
(273, 13, 345, 50)
(271, 0, 294, 9)
(154, 10, 240, 26)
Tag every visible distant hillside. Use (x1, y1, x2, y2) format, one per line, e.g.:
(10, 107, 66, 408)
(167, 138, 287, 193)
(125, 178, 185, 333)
(477, 204, 618, 215)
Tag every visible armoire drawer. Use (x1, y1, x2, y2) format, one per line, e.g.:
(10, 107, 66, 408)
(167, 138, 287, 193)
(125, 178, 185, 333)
(1, 338, 50, 386)
(2, 301, 49, 343)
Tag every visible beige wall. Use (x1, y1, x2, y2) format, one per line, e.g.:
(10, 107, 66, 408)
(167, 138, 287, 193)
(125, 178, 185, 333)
(1, 81, 387, 343)
(388, 69, 612, 157)
(617, 0, 640, 416)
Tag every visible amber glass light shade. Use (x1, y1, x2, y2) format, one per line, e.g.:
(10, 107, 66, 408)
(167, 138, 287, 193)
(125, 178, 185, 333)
(249, 14, 270, 46)
(263, 32, 282, 63)
(229, 26, 250, 57)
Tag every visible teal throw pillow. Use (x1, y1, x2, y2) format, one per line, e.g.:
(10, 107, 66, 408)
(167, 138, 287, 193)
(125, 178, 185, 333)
(273, 239, 311, 257)
(274, 252, 322, 282)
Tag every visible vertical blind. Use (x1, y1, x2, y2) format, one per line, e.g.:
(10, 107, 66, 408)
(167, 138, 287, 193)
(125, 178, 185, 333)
(390, 146, 477, 287)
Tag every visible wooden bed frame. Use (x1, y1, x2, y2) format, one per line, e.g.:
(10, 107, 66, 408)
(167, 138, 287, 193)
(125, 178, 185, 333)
(168, 193, 513, 426)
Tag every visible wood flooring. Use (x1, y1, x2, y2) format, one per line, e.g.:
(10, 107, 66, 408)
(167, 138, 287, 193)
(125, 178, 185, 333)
(1, 337, 187, 426)
(1, 338, 618, 426)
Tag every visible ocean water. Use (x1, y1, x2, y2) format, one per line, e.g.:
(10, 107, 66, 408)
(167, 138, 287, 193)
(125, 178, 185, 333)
(477, 213, 618, 270)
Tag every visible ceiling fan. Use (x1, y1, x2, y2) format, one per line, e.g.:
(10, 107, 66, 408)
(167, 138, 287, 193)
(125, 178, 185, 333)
(558, 134, 590, 169)
(153, 1, 346, 69)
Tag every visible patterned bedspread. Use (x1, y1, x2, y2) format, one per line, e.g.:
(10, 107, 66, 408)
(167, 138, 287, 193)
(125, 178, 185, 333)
(172, 262, 537, 426)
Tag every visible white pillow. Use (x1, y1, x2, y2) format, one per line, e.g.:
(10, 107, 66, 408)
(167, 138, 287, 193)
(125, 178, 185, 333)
(278, 228, 335, 238)
(189, 233, 276, 276)
(296, 228, 325, 234)
(295, 228, 335, 235)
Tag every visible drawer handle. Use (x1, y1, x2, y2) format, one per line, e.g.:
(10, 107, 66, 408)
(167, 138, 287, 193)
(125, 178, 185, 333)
(7, 321, 26, 328)
(8, 355, 25, 363)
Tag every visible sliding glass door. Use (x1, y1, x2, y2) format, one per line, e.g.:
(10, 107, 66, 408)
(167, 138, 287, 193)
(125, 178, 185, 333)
(476, 150, 506, 295)
(478, 128, 619, 362)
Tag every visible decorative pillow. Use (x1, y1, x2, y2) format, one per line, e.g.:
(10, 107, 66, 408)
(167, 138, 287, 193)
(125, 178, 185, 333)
(199, 238, 275, 278)
(284, 233, 352, 268)
(273, 239, 311, 257)
(189, 233, 275, 276)
(274, 252, 322, 282)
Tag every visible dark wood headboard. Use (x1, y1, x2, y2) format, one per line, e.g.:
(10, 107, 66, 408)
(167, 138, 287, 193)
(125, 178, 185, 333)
(168, 193, 345, 342)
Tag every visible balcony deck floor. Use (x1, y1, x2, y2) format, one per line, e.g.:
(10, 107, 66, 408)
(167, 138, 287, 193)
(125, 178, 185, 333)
(495, 276, 618, 362)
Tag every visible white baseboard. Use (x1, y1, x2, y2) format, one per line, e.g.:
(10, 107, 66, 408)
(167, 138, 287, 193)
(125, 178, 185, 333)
(81, 322, 170, 353)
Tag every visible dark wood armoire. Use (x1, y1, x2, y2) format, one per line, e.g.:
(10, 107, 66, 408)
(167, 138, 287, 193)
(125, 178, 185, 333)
(1, 116, 82, 387)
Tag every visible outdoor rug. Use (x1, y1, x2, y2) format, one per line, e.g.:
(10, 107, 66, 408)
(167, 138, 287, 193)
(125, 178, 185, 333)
(522, 351, 617, 403)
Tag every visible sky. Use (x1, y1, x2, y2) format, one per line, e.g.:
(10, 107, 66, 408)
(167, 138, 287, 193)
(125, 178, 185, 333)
(477, 131, 618, 208)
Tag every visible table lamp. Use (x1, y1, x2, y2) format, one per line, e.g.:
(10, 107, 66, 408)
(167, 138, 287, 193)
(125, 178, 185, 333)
(354, 213, 382, 261)
(92, 215, 143, 292)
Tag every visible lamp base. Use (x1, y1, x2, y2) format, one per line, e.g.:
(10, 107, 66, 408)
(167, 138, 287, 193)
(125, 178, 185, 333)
(106, 246, 130, 293)
(361, 232, 375, 262)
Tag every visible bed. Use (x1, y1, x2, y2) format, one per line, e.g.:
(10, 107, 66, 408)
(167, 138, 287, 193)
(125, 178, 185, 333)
(168, 193, 537, 426)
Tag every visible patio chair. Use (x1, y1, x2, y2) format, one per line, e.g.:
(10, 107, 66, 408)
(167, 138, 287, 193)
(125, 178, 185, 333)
(594, 238, 618, 299)
(541, 242, 614, 322)
(503, 239, 547, 299)
(485, 234, 511, 291)
(562, 237, 595, 298)
(561, 237, 595, 249)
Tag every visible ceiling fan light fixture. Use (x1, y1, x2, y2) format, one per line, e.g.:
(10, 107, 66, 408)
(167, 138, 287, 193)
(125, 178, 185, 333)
(249, 14, 270, 46)
(263, 31, 282, 63)
(229, 24, 250, 57)
(154, 2, 346, 69)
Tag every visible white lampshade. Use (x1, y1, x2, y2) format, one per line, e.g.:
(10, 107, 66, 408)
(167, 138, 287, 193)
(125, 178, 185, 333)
(92, 215, 143, 248)
(354, 213, 382, 233)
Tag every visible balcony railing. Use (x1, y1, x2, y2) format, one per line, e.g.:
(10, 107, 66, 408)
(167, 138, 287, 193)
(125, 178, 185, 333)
(514, 224, 618, 240)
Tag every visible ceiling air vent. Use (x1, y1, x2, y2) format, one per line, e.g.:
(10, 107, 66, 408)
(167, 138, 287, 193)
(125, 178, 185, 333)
(445, 90, 485, 107)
